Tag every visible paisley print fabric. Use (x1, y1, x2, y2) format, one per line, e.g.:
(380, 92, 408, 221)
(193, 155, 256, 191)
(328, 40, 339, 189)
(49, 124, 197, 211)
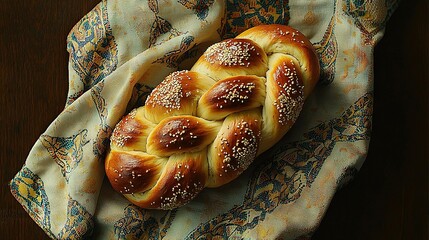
(114, 204, 176, 239)
(66, 0, 118, 103)
(187, 93, 373, 239)
(314, 14, 338, 86)
(40, 130, 89, 182)
(178, 0, 215, 21)
(10, 166, 55, 238)
(10, 0, 398, 239)
(221, 0, 289, 39)
(91, 81, 113, 161)
(343, 0, 400, 44)
(57, 196, 94, 239)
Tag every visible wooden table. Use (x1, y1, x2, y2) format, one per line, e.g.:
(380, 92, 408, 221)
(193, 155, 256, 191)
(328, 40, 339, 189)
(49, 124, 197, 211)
(1, 0, 427, 239)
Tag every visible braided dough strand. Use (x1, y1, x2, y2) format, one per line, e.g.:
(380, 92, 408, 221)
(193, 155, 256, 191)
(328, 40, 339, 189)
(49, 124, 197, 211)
(105, 24, 320, 209)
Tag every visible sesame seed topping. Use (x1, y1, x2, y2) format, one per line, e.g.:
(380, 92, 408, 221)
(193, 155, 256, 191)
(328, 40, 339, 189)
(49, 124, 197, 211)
(216, 81, 256, 107)
(158, 178, 204, 210)
(218, 119, 260, 173)
(110, 108, 140, 148)
(174, 171, 184, 181)
(108, 27, 315, 209)
(204, 39, 258, 66)
(273, 60, 304, 125)
(111, 127, 131, 147)
(128, 109, 137, 118)
(145, 70, 191, 112)
(277, 28, 290, 36)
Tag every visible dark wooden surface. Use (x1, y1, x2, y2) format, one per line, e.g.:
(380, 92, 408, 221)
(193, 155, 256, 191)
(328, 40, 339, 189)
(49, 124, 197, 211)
(0, 0, 427, 239)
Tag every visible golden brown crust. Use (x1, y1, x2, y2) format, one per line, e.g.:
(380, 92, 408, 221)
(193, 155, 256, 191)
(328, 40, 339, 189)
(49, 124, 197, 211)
(259, 53, 305, 153)
(191, 38, 268, 81)
(105, 150, 166, 194)
(144, 70, 215, 123)
(110, 108, 155, 152)
(207, 110, 262, 187)
(237, 24, 320, 97)
(197, 75, 266, 120)
(124, 152, 208, 209)
(105, 24, 320, 209)
(146, 116, 221, 157)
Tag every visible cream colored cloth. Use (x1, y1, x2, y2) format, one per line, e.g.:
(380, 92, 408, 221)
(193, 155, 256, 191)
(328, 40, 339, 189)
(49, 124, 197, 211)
(10, 0, 398, 239)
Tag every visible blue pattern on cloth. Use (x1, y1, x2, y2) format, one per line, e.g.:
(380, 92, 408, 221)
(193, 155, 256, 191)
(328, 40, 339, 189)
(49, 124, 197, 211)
(186, 92, 373, 239)
(57, 196, 94, 240)
(66, 0, 118, 105)
(9, 0, 399, 239)
(10, 166, 55, 239)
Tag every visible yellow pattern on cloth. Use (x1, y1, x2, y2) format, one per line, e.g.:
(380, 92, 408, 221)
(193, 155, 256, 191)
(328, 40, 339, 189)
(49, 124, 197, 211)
(10, 0, 398, 239)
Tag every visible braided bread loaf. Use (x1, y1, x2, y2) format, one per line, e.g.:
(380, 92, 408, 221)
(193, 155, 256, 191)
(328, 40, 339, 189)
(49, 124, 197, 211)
(105, 25, 320, 209)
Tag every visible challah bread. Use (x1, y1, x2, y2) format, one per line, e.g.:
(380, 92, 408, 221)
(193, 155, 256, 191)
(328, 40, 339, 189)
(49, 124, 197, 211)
(105, 24, 320, 209)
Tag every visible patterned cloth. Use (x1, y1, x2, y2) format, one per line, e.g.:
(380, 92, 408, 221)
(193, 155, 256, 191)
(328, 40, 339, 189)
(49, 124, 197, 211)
(10, 0, 398, 239)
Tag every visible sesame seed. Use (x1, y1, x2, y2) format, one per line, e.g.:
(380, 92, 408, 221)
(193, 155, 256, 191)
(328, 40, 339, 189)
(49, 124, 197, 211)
(145, 70, 191, 112)
(218, 120, 260, 173)
(217, 81, 256, 108)
(273, 61, 305, 125)
(204, 40, 258, 67)
(158, 178, 204, 210)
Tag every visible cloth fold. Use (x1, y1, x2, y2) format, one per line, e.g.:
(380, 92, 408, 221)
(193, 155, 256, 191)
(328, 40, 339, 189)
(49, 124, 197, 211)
(10, 0, 398, 239)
